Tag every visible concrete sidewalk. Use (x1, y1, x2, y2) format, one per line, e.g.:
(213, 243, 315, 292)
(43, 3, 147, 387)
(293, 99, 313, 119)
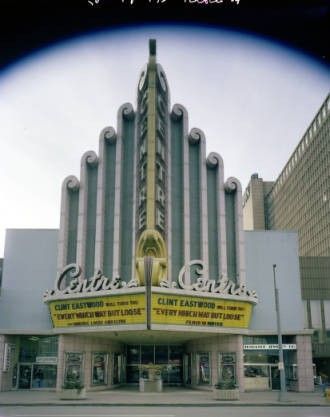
(0, 387, 329, 407)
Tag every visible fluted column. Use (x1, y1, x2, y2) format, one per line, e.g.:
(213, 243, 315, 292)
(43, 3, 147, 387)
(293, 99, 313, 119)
(56, 175, 79, 273)
(76, 150, 98, 278)
(225, 177, 246, 284)
(165, 108, 172, 283)
(131, 116, 138, 280)
(206, 152, 227, 279)
(188, 128, 209, 275)
(94, 126, 117, 273)
(171, 104, 190, 283)
(113, 103, 134, 279)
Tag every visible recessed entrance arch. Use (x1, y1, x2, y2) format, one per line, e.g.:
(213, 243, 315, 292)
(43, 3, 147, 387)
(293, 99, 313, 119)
(126, 344, 184, 385)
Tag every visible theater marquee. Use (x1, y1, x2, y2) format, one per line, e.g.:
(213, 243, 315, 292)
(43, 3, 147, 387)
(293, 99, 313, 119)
(44, 260, 257, 331)
(49, 293, 146, 328)
(151, 293, 252, 329)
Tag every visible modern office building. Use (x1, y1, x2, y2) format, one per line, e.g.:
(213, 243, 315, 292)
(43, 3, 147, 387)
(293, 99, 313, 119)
(0, 41, 314, 393)
(243, 93, 330, 379)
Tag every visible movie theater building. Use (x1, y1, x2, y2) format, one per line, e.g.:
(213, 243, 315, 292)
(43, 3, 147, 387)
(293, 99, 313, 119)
(0, 41, 314, 393)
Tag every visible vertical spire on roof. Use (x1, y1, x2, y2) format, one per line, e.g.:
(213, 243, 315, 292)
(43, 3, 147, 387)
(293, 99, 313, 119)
(149, 39, 156, 58)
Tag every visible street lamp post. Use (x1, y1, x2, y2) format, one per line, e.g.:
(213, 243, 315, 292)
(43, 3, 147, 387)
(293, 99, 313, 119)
(272, 264, 287, 401)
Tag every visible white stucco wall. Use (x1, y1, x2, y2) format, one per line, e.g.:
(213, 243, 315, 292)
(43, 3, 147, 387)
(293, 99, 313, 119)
(245, 230, 305, 332)
(0, 229, 305, 335)
(0, 229, 58, 332)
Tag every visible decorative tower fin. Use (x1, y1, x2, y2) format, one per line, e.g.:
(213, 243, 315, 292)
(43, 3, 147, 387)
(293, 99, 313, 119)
(135, 39, 168, 286)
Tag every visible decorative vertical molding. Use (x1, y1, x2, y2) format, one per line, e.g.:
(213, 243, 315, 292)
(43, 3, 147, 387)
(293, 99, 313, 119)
(94, 127, 117, 273)
(131, 112, 138, 280)
(206, 152, 227, 279)
(225, 177, 246, 285)
(76, 150, 98, 279)
(166, 109, 172, 283)
(171, 104, 190, 283)
(183, 115, 190, 282)
(57, 175, 80, 273)
(113, 103, 134, 279)
(113, 106, 124, 279)
(320, 300, 326, 343)
(188, 128, 209, 275)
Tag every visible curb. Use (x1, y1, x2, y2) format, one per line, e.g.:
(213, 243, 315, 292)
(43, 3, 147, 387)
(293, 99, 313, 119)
(0, 402, 329, 407)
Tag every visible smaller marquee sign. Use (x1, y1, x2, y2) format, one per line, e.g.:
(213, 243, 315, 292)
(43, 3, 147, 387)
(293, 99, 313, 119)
(151, 293, 253, 329)
(49, 293, 146, 328)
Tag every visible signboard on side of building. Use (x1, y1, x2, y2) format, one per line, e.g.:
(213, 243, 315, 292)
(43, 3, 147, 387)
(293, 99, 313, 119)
(243, 344, 297, 350)
(48, 293, 146, 328)
(36, 356, 58, 365)
(151, 292, 253, 329)
(3, 343, 16, 372)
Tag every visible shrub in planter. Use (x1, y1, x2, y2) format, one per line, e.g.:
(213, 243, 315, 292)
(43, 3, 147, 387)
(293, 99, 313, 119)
(214, 380, 238, 390)
(60, 376, 86, 400)
(213, 380, 239, 400)
(62, 378, 84, 391)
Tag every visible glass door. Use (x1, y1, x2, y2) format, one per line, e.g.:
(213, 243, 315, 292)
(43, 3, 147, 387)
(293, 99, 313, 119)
(32, 364, 57, 388)
(183, 353, 191, 385)
(18, 364, 32, 389)
(270, 366, 281, 390)
(113, 353, 125, 384)
(126, 345, 183, 385)
(113, 353, 120, 384)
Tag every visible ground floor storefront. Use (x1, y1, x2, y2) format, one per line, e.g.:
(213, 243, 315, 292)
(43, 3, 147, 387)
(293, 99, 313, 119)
(0, 332, 314, 393)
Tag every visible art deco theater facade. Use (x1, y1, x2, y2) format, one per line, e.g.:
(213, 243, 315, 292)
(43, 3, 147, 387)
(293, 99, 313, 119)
(0, 41, 314, 393)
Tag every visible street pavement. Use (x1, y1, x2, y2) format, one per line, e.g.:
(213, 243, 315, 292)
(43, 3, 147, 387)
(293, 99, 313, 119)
(0, 386, 329, 407)
(1, 405, 330, 417)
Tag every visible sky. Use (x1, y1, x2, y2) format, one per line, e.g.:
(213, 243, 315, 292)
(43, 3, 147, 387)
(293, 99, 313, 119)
(0, 24, 329, 257)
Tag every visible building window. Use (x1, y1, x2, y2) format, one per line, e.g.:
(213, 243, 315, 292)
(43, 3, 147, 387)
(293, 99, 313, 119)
(197, 352, 211, 385)
(19, 336, 58, 363)
(218, 352, 236, 386)
(92, 353, 108, 385)
(64, 352, 84, 387)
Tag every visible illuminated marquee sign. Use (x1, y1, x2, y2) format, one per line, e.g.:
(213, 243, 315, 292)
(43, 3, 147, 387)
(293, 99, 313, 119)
(44, 261, 257, 330)
(49, 293, 146, 328)
(151, 293, 253, 329)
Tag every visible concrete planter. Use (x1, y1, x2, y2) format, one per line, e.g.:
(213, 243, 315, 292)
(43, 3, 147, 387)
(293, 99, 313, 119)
(59, 387, 87, 400)
(139, 378, 163, 392)
(213, 388, 240, 401)
(325, 387, 330, 401)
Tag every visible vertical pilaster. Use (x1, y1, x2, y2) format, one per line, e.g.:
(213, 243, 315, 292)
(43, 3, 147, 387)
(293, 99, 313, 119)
(112, 105, 127, 278)
(296, 335, 314, 392)
(94, 127, 117, 273)
(170, 104, 187, 281)
(119, 103, 135, 282)
(56, 175, 79, 274)
(76, 151, 98, 278)
(131, 115, 138, 280)
(188, 128, 209, 275)
(166, 109, 172, 282)
(182, 112, 191, 282)
(206, 153, 227, 279)
(225, 177, 245, 284)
